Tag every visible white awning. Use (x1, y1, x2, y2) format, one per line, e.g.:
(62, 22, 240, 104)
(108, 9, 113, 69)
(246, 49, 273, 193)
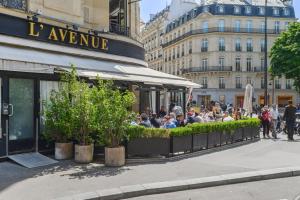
(0, 44, 200, 88)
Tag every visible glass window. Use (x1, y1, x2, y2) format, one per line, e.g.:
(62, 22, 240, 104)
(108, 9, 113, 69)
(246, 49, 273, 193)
(218, 19, 225, 32)
(284, 22, 289, 30)
(246, 58, 252, 71)
(247, 38, 253, 52)
(189, 41, 192, 53)
(235, 20, 241, 32)
(275, 78, 281, 89)
(260, 21, 265, 33)
(202, 77, 208, 88)
(275, 21, 280, 33)
(245, 6, 251, 14)
(201, 38, 208, 52)
(246, 77, 252, 84)
(202, 21, 208, 33)
(235, 38, 241, 51)
(109, 0, 127, 35)
(273, 8, 279, 16)
(182, 44, 185, 56)
(190, 23, 193, 31)
(219, 57, 225, 69)
(235, 57, 241, 71)
(286, 79, 292, 89)
(203, 6, 209, 12)
(219, 37, 225, 51)
(189, 58, 192, 68)
(259, 7, 265, 15)
(260, 39, 265, 52)
(260, 58, 264, 70)
(202, 59, 208, 71)
(247, 20, 252, 32)
(234, 6, 241, 14)
(236, 77, 241, 88)
(219, 77, 225, 89)
(219, 5, 224, 13)
(284, 8, 290, 16)
(261, 77, 265, 89)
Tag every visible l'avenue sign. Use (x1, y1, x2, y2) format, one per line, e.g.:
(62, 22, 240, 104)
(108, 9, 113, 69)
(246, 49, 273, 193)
(0, 13, 144, 60)
(28, 22, 109, 51)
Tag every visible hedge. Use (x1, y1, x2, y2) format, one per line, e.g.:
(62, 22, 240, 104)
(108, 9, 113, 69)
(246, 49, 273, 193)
(126, 118, 261, 140)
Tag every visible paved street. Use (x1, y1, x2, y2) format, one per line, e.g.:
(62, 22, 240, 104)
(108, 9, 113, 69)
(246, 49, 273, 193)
(0, 133, 300, 200)
(125, 176, 300, 200)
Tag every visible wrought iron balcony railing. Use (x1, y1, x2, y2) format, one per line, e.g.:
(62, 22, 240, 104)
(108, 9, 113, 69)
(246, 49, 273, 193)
(182, 66, 232, 74)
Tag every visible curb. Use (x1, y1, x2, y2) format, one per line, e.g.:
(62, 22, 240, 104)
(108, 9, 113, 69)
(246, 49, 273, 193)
(126, 138, 260, 165)
(54, 166, 300, 200)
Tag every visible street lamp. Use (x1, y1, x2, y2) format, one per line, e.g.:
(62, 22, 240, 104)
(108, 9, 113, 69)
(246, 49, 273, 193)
(264, 0, 291, 106)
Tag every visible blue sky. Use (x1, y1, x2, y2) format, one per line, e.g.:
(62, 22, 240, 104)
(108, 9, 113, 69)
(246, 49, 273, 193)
(140, 0, 300, 22)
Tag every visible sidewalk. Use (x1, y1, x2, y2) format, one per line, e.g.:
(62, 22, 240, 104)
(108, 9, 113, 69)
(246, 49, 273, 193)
(0, 133, 300, 200)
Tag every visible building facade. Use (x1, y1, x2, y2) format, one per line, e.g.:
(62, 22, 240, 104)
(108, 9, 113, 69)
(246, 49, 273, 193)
(0, 0, 197, 158)
(142, 0, 300, 108)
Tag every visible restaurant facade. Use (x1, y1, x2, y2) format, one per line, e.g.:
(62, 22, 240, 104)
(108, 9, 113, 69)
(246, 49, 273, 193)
(0, 0, 198, 158)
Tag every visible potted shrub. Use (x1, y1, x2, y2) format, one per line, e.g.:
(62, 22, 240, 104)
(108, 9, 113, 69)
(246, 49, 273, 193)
(189, 123, 209, 151)
(44, 75, 77, 160)
(170, 127, 193, 154)
(93, 79, 135, 167)
(207, 123, 221, 148)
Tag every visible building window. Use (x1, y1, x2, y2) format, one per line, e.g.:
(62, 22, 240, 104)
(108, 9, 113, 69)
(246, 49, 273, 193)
(246, 58, 252, 72)
(275, 21, 280, 33)
(234, 6, 241, 14)
(219, 37, 225, 51)
(218, 5, 224, 13)
(284, 8, 290, 16)
(286, 79, 292, 89)
(245, 6, 252, 14)
(174, 32, 177, 39)
(260, 21, 265, 33)
(236, 77, 242, 88)
(259, 7, 265, 15)
(219, 77, 225, 89)
(284, 22, 289, 30)
(172, 48, 175, 59)
(202, 59, 208, 71)
(203, 6, 209, 12)
(260, 39, 265, 52)
(202, 21, 208, 33)
(235, 57, 241, 71)
(261, 77, 265, 89)
(219, 57, 225, 70)
(273, 8, 279, 16)
(202, 77, 208, 89)
(177, 46, 180, 58)
(218, 20, 225, 32)
(110, 0, 128, 36)
(260, 58, 264, 71)
(235, 38, 241, 51)
(189, 41, 192, 54)
(182, 44, 185, 56)
(246, 77, 252, 85)
(246, 38, 253, 52)
(190, 23, 193, 31)
(247, 20, 252, 33)
(189, 58, 192, 68)
(235, 20, 241, 32)
(201, 38, 208, 52)
(275, 78, 281, 89)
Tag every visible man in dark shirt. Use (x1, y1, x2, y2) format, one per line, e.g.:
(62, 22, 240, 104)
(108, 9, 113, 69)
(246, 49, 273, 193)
(158, 106, 167, 118)
(283, 100, 297, 141)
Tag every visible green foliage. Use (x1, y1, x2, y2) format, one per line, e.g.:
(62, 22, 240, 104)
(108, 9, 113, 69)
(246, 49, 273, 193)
(126, 126, 170, 140)
(169, 127, 193, 137)
(92, 78, 136, 147)
(270, 22, 300, 92)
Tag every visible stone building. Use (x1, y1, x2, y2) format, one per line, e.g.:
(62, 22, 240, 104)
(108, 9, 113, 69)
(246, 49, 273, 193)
(142, 0, 300, 108)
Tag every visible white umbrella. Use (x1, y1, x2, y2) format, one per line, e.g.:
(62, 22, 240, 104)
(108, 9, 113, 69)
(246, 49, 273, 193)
(243, 84, 253, 115)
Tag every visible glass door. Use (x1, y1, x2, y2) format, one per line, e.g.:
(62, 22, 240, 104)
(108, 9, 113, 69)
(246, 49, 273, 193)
(0, 77, 6, 157)
(8, 78, 35, 154)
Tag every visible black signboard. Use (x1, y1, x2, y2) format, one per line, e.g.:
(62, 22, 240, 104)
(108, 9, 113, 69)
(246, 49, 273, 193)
(0, 13, 145, 60)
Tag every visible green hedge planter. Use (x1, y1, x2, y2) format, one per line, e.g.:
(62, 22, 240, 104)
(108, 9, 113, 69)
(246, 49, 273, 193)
(192, 133, 208, 151)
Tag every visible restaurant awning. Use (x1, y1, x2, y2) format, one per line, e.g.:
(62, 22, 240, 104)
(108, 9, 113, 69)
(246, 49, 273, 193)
(0, 44, 200, 88)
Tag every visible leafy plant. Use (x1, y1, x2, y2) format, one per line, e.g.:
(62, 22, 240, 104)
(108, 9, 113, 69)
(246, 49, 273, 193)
(170, 127, 193, 137)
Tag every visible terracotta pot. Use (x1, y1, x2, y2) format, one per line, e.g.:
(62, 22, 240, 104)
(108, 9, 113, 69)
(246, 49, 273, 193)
(105, 146, 125, 167)
(55, 142, 73, 160)
(74, 144, 94, 164)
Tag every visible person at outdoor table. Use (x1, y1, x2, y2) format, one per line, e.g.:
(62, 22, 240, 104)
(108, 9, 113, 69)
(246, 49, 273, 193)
(283, 100, 297, 141)
(194, 112, 204, 123)
(270, 105, 279, 139)
(261, 106, 271, 138)
(163, 116, 176, 129)
(139, 113, 152, 128)
(186, 112, 195, 124)
(175, 114, 185, 127)
(158, 106, 167, 118)
(150, 113, 160, 128)
(223, 111, 234, 122)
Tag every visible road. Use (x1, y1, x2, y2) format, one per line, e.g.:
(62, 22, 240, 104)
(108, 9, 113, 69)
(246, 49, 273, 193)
(125, 176, 300, 200)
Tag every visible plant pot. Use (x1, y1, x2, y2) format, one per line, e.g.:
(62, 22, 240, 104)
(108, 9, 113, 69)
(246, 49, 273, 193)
(55, 142, 73, 160)
(171, 135, 192, 154)
(127, 138, 170, 157)
(105, 146, 125, 167)
(233, 128, 244, 142)
(74, 144, 94, 164)
(193, 133, 208, 151)
(221, 131, 232, 145)
(208, 132, 221, 148)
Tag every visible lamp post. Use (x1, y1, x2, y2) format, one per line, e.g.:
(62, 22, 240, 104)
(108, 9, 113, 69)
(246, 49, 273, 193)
(264, 0, 291, 106)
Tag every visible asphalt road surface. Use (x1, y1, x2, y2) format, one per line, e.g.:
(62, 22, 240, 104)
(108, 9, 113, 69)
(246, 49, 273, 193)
(125, 176, 300, 200)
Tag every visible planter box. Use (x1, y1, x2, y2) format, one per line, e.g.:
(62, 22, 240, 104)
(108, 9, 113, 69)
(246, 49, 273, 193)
(127, 138, 170, 157)
(171, 135, 192, 154)
(220, 131, 232, 145)
(252, 127, 260, 138)
(192, 133, 208, 151)
(207, 132, 221, 148)
(233, 128, 244, 142)
(243, 127, 253, 140)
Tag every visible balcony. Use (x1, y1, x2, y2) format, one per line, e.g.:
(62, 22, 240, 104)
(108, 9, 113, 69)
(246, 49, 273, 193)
(246, 46, 253, 52)
(202, 84, 208, 89)
(219, 84, 226, 89)
(110, 23, 129, 37)
(236, 84, 242, 89)
(286, 85, 292, 89)
(235, 46, 242, 52)
(162, 27, 284, 48)
(219, 46, 225, 51)
(201, 47, 208, 52)
(182, 66, 232, 74)
(275, 84, 281, 89)
(0, 0, 26, 10)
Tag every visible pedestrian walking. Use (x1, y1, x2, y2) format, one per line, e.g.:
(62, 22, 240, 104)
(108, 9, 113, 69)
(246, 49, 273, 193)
(261, 106, 271, 138)
(270, 105, 279, 139)
(283, 100, 297, 141)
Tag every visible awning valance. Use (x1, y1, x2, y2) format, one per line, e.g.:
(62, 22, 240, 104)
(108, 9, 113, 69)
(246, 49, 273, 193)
(0, 44, 200, 88)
